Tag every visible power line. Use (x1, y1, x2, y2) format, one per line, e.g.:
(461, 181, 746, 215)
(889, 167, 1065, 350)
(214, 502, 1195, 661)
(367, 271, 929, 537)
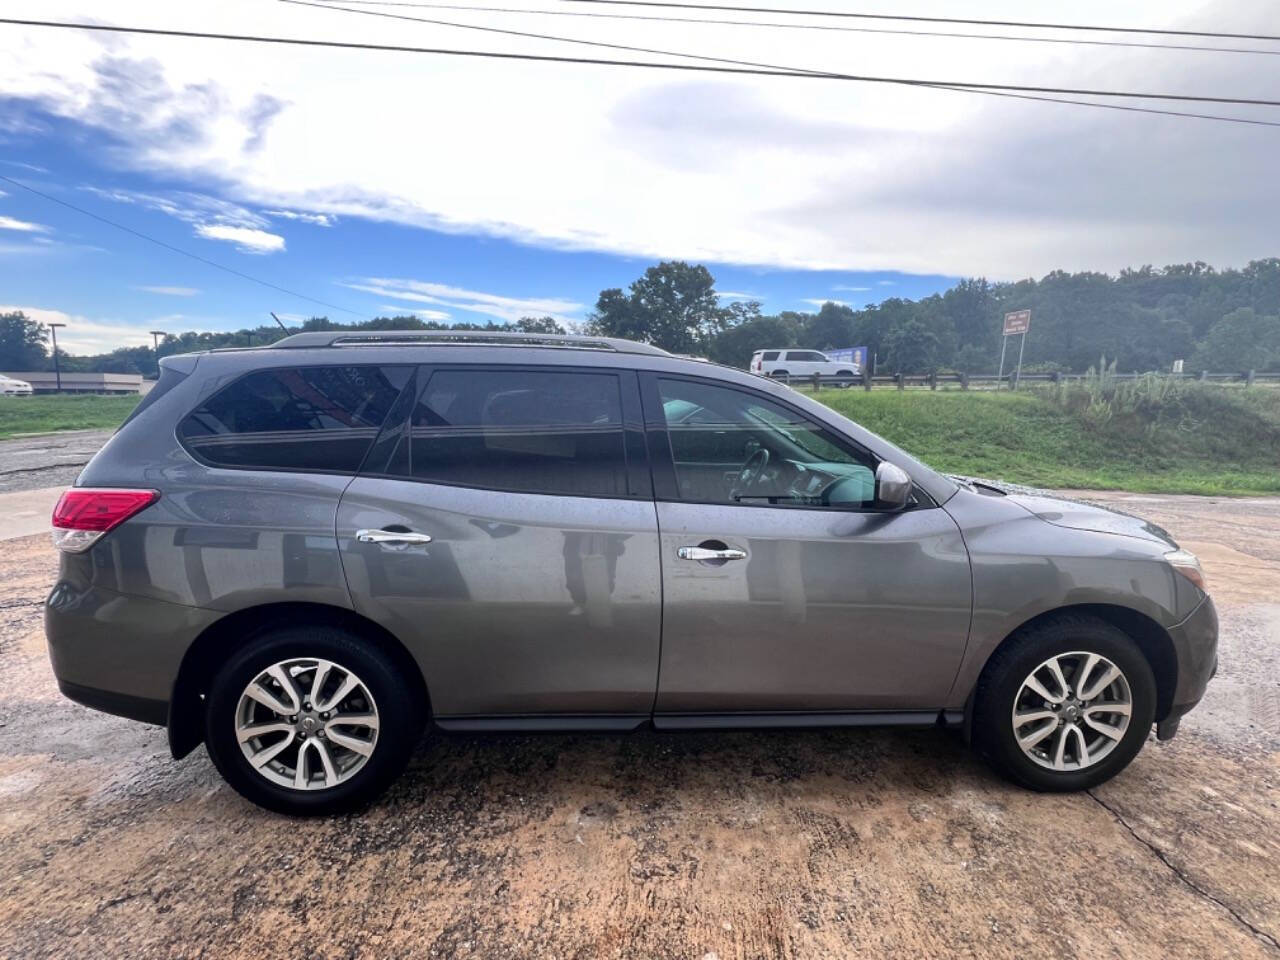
(307, 0, 1280, 57)
(558, 0, 1280, 44)
(280, 0, 1280, 107)
(0, 175, 363, 317)
(5, 15, 1279, 128)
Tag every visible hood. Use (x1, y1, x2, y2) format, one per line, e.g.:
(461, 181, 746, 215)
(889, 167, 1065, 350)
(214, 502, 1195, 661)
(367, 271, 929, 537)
(951, 477, 1178, 548)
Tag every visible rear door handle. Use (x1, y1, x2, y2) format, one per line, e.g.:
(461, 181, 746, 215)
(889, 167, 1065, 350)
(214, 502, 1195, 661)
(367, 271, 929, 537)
(677, 545, 746, 561)
(356, 528, 433, 546)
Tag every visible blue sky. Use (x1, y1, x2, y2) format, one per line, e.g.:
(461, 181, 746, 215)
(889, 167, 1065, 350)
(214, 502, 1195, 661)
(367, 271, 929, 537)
(0, 117, 954, 354)
(1, 0, 1274, 354)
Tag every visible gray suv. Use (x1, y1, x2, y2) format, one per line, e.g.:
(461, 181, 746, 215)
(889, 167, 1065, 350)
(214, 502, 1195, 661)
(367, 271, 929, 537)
(45, 331, 1217, 815)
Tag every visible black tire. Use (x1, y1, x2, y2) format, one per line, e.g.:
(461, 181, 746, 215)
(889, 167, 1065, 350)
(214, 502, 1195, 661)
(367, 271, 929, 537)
(973, 615, 1156, 791)
(836, 369, 854, 387)
(770, 370, 790, 379)
(205, 625, 424, 815)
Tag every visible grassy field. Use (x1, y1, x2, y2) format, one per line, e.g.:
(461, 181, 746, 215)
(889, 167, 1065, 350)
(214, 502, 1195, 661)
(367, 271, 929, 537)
(0, 394, 142, 439)
(809, 384, 1280, 495)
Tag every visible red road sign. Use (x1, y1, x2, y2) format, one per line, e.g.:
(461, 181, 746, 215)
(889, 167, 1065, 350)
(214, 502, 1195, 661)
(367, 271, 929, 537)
(1003, 310, 1031, 336)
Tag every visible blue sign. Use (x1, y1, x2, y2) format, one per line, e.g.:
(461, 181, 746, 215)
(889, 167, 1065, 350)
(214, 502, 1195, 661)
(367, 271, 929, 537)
(827, 346, 867, 370)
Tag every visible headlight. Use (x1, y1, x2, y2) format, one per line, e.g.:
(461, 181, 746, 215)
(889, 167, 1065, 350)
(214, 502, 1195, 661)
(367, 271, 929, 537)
(1165, 548, 1207, 592)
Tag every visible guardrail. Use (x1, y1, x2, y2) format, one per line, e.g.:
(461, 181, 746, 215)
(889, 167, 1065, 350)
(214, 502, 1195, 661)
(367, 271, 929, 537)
(0, 372, 145, 394)
(769, 370, 1280, 391)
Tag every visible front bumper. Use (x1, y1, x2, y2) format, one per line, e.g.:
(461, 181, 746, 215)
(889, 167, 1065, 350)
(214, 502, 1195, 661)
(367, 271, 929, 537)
(45, 579, 219, 726)
(1159, 594, 1219, 735)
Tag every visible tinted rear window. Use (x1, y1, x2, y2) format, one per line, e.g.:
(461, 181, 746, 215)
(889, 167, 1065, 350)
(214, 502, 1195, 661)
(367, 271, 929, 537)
(386, 368, 627, 497)
(179, 365, 411, 472)
(761, 351, 780, 361)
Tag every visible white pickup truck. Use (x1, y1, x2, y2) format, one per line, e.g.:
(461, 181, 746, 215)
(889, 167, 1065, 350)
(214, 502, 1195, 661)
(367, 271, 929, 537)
(750, 349, 860, 384)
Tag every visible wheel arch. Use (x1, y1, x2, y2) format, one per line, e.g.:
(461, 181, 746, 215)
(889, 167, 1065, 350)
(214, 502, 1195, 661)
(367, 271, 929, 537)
(963, 603, 1178, 739)
(167, 601, 430, 759)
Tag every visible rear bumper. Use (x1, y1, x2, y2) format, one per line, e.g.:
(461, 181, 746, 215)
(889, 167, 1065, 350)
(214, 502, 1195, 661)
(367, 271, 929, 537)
(1161, 594, 1219, 730)
(45, 579, 219, 725)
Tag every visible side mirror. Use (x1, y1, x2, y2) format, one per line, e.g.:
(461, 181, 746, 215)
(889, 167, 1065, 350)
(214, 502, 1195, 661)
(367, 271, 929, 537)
(874, 462, 912, 510)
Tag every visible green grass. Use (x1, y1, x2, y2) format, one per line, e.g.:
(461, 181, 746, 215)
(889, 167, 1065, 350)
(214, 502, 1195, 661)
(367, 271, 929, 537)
(0, 394, 142, 439)
(807, 386, 1280, 496)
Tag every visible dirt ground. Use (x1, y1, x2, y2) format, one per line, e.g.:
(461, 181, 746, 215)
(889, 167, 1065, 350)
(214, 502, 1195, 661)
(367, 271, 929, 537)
(0, 493, 1277, 960)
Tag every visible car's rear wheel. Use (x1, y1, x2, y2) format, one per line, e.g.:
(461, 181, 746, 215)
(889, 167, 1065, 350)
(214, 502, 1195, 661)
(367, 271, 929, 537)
(973, 615, 1156, 791)
(205, 625, 423, 815)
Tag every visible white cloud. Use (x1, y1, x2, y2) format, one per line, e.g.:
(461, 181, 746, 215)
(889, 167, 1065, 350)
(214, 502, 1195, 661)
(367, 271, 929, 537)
(801, 298, 849, 308)
(833, 285, 871, 292)
(0, 215, 50, 233)
(346, 278, 582, 324)
(0, 0, 1273, 277)
(716, 291, 761, 301)
(1, 160, 47, 174)
(136, 285, 200, 296)
(377, 304, 451, 320)
(194, 223, 285, 254)
(877, 280, 896, 286)
(266, 209, 334, 226)
(0, 304, 171, 354)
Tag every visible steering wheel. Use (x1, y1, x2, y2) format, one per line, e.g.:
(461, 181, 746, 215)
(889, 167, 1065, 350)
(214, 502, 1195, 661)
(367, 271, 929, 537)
(733, 446, 771, 498)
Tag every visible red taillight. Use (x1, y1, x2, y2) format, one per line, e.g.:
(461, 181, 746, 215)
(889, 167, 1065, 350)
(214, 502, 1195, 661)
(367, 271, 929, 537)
(51, 488, 158, 552)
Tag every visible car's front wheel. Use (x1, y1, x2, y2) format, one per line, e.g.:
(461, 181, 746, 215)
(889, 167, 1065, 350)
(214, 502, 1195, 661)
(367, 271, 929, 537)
(973, 616, 1156, 791)
(204, 625, 424, 815)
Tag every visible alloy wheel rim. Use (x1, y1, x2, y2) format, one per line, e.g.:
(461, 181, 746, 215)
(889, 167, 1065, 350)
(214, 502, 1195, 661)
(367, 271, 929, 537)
(1011, 651, 1132, 772)
(235, 658, 380, 791)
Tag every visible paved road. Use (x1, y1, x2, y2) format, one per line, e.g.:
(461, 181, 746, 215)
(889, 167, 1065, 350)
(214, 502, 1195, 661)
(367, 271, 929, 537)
(0, 495, 1277, 959)
(0, 429, 113, 494)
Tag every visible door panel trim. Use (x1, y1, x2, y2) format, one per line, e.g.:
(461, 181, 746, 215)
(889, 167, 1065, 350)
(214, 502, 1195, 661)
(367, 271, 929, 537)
(434, 714, 649, 732)
(652, 710, 946, 730)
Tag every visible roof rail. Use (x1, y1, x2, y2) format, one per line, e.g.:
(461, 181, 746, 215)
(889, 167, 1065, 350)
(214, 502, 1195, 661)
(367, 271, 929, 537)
(268, 329, 670, 356)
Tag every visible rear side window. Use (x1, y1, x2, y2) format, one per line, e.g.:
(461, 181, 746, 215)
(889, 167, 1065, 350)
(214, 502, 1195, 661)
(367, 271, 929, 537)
(761, 351, 780, 361)
(388, 368, 627, 497)
(786, 351, 826, 362)
(179, 365, 411, 472)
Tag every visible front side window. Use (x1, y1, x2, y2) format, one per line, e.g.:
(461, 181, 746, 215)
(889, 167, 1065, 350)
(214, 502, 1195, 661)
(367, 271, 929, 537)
(391, 368, 628, 497)
(657, 378, 878, 508)
(179, 365, 410, 472)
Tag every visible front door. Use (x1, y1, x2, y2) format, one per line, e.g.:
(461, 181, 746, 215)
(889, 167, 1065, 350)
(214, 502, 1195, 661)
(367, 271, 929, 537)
(643, 374, 972, 715)
(338, 365, 661, 721)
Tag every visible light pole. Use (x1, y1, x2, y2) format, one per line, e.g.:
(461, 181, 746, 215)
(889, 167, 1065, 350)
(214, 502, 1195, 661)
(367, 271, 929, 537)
(150, 330, 167, 376)
(48, 322, 65, 393)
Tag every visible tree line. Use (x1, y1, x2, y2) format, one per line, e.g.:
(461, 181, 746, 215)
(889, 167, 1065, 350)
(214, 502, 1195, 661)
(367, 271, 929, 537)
(3, 257, 1279, 376)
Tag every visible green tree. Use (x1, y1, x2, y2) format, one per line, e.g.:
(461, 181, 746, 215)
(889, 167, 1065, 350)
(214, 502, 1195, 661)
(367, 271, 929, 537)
(803, 301, 856, 350)
(0, 311, 48, 370)
(515, 316, 566, 334)
(1192, 308, 1280, 372)
(882, 316, 940, 373)
(588, 261, 727, 353)
(708, 312, 798, 368)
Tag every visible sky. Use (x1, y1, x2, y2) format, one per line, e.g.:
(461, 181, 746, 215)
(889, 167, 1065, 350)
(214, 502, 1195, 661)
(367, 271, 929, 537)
(0, 0, 1276, 354)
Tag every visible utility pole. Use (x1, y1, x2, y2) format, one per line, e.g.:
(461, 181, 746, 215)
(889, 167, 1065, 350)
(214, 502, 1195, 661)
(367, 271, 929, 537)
(150, 330, 167, 376)
(48, 322, 65, 393)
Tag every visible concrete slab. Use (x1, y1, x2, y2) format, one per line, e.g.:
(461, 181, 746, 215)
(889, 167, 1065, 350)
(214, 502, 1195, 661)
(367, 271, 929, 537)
(0, 486, 61, 542)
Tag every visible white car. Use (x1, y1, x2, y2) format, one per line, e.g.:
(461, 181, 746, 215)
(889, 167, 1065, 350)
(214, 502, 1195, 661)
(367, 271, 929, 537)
(750, 349, 860, 384)
(0, 374, 34, 397)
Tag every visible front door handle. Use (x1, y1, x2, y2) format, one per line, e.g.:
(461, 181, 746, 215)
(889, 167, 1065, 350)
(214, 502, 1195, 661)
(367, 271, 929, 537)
(356, 528, 433, 546)
(677, 545, 746, 561)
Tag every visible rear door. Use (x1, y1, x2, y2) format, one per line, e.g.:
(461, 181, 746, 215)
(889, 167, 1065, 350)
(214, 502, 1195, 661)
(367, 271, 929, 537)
(642, 373, 972, 716)
(336, 364, 662, 722)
